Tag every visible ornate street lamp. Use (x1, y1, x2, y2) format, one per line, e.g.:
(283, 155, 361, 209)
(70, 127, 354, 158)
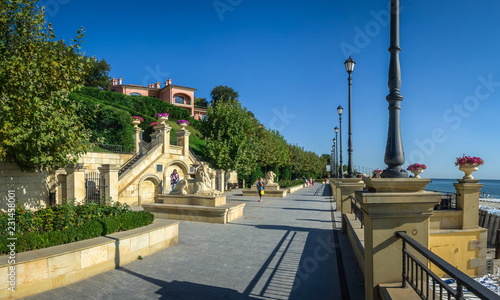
(381, 0, 408, 178)
(337, 106, 344, 178)
(344, 57, 356, 178)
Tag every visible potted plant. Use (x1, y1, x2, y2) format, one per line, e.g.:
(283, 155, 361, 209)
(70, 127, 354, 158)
(131, 116, 144, 127)
(455, 155, 484, 179)
(406, 163, 427, 178)
(176, 120, 190, 129)
(156, 113, 170, 123)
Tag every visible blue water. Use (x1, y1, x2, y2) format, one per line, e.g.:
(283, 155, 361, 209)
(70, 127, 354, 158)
(426, 178, 500, 199)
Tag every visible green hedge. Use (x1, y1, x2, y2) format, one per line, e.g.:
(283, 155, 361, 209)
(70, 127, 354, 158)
(0, 210, 154, 254)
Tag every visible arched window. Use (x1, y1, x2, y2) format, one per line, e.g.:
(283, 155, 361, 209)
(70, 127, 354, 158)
(175, 95, 185, 104)
(130, 92, 143, 96)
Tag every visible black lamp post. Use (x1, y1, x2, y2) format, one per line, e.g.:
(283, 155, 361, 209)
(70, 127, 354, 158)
(332, 139, 337, 177)
(334, 126, 339, 177)
(381, 0, 408, 178)
(337, 106, 344, 178)
(344, 57, 356, 178)
(331, 144, 336, 177)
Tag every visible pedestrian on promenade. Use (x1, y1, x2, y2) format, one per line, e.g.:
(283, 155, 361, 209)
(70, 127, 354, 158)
(170, 169, 180, 191)
(256, 177, 265, 202)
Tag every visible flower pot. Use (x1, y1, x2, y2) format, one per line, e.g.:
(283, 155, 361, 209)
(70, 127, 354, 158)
(410, 168, 424, 178)
(132, 119, 141, 127)
(459, 164, 479, 179)
(178, 122, 188, 130)
(157, 116, 168, 124)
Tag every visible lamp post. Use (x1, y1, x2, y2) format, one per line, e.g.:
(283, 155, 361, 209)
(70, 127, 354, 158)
(331, 145, 335, 177)
(337, 106, 344, 178)
(344, 57, 356, 178)
(334, 126, 339, 178)
(381, 0, 408, 178)
(332, 139, 337, 177)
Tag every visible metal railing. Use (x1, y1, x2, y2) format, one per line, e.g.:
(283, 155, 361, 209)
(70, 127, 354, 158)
(350, 195, 364, 228)
(118, 138, 160, 176)
(85, 172, 106, 203)
(425, 189, 458, 210)
(97, 143, 125, 153)
(395, 231, 499, 299)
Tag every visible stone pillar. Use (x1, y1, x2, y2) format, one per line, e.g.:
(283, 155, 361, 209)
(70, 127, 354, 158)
(338, 178, 365, 233)
(358, 178, 441, 300)
(153, 123, 171, 154)
(176, 128, 191, 157)
(64, 164, 87, 204)
(453, 179, 483, 229)
(134, 127, 143, 154)
(98, 164, 120, 202)
(216, 169, 225, 192)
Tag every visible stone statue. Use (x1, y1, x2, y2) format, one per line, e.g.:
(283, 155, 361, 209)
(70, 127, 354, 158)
(193, 164, 221, 196)
(170, 179, 188, 195)
(265, 171, 276, 185)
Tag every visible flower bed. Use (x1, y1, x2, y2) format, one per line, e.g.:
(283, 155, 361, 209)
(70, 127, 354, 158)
(0, 202, 154, 254)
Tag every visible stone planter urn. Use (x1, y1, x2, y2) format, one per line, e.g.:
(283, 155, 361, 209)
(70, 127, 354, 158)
(177, 121, 189, 130)
(156, 113, 169, 124)
(132, 119, 141, 127)
(459, 164, 479, 179)
(410, 168, 424, 178)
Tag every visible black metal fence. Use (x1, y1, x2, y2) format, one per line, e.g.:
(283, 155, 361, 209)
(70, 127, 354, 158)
(350, 195, 364, 228)
(395, 231, 499, 299)
(85, 172, 106, 203)
(425, 189, 458, 210)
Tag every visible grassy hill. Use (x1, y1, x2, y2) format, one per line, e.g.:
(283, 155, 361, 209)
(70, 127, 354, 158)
(71, 87, 206, 156)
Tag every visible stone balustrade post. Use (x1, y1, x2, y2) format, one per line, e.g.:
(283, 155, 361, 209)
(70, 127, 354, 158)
(216, 169, 225, 192)
(176, 128, 191, 157)
(453, 179, 483, 229)
(134, 127, 143, 154)
(98, 164, 120, 202)
(338, 178, 365, 233)
(357, 178, 441, 300)
(64, 164, 87, 204)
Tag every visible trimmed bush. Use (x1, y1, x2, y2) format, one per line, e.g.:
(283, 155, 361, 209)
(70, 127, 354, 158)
(0, 205, 154, 254)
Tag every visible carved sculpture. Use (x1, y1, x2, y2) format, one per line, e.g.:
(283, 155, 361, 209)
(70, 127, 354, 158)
(170, 179, 188, 195)
(265, 171, 276, 184)
(193, 164, 221, 196)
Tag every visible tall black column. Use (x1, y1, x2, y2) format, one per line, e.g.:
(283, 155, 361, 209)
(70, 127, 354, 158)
(381, 0, 408, 178)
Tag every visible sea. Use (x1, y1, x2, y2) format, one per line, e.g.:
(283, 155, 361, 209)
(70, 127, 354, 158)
(426, 178, 500, 200)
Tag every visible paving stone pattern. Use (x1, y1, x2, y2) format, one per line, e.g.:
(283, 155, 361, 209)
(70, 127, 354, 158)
(23, 184, 364, 300)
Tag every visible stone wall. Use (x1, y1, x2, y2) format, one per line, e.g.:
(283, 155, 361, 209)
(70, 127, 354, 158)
(78, 152, 132, 171)
(0, 162, 54, 211)
(0, 219, 179, 299)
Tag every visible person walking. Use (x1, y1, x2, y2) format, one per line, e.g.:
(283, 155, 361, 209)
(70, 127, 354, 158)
(256, 177, 265, 202)
(170, 169, 180, 191)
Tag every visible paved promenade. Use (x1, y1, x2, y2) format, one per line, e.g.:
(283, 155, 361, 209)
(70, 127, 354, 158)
(23, 184, 364, 300)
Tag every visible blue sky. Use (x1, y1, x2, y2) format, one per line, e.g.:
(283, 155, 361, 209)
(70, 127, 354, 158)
(42, 0, 500, 179)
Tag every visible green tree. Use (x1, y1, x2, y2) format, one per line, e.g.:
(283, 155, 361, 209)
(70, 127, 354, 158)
(258, 129, 290, 172)
(82, 58, 111, 90)
(0, 0, 92, 171)
(194, 97, 209, 108)
(210, 85, 239, 105)
(201, 98, 259, 176)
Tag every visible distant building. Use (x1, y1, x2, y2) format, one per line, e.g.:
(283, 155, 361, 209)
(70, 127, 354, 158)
(110, 78, 207, 120)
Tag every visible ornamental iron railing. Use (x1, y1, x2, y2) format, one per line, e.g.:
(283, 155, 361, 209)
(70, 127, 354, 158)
(395, 231, 499, 299)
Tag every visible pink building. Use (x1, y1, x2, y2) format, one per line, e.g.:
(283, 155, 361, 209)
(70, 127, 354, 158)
(110, 78, 207, 120)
